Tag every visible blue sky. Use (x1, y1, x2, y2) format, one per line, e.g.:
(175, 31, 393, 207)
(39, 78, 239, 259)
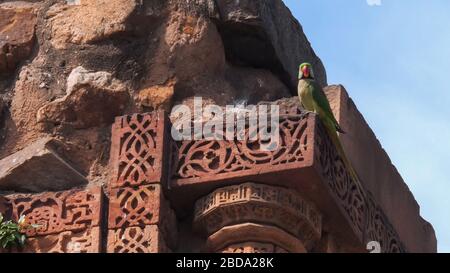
(283, 0, 450, 252)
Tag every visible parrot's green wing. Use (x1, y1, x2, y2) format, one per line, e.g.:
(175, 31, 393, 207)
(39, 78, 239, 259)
(311, 81, 343, 132)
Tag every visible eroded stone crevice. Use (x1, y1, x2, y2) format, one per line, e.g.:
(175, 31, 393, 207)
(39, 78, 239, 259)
(214, 21, 295, 94)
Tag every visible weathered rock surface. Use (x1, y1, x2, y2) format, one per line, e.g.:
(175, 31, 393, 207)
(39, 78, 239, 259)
(37, 66, 130, 129)
(0, 0, 324, 179)
(0, 137, 87, 192)
(0, 2, 37, 74)
(213, 0, 327, 89)
(47, 0, 138, 49)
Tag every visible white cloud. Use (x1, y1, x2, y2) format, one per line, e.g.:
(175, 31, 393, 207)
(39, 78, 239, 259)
(367, 0, 382, 6)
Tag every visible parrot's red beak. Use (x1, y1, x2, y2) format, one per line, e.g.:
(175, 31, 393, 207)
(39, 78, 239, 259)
(302, 66, 310, 78)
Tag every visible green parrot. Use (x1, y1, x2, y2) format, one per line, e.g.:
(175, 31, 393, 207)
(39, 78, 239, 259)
(297, 63, 359, 182)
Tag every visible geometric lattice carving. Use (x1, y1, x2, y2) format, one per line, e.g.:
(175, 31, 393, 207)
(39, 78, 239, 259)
(110, 112, 167, 189)
(176, 109, 406, 253)
(107, 183, 178, 249)
(108, 184, 163, 229)
(108, 111, 177, 253)
(107, 225, 170, 253)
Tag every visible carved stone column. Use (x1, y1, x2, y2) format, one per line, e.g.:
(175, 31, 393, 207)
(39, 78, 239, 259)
(193, 182, 322, 253)
(107, 111, 178, 253)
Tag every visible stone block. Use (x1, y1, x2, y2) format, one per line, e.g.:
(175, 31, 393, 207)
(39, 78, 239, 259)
(109, 111, 169, 189)
(107, 184, 177, 249)
(2, 186, 102, 253)
(0, 2, 37, 73)
(170, 114, 315, 209)
(5, 186, 102, 237)
(12, 227, 101, 253)
(107, 225, 170, 253)
(0, 137, 88, 192)
(170, 112, 367, 251)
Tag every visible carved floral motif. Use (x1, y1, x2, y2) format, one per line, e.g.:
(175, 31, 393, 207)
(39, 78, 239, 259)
(314, 121, 366, 240)
(172, 115, 310, 179)
(364, 193, 405, 253)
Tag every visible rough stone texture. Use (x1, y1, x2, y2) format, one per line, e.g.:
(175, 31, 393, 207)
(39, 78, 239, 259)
(37, 66, 130, 129)
(0, 195, 7, 216)
(137, 84, 175, 112)
(47, 0, 138, 49)
(0, 2, 37, 74)
(0, 137, 87, 192)
(213, 0, 327, 89)
(324, 85, 437, 253)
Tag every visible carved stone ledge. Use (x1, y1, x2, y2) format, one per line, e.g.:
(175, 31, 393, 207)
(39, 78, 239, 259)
(111, 109, 410, 253)
(207, 223, 307, 253)
(170, 114, 314, 209)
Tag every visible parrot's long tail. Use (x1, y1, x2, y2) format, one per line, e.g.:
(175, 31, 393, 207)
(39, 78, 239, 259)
(323, 119, 361, 185)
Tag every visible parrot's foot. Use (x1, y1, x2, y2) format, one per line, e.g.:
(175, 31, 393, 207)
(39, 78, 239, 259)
(300, 110, 316, 118)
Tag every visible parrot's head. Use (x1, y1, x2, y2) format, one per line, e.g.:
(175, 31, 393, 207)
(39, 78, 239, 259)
(299, 63, 314, 79)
